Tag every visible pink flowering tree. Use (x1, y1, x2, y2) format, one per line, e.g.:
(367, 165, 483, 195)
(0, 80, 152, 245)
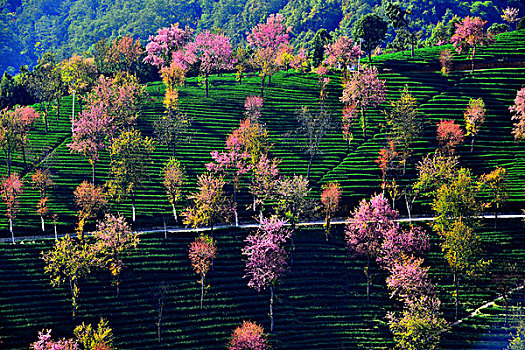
(0, 106, 39, 174)
(502, 7, 520, 30)
(247, 13, 290, 97)
(163, 158, 185, 222)
(30, 329, 78, 350)
(323, 36, 363, 77)
(93, 214, 139, 297)
(437, 120, 464, 154)
(378, 225, 430, 269)
(341, 103, 358, 150)
(185, 31, 234, 98)
(144, 23, 193, 68)
(340, 65, 387, 141)
(510, 87, 525, 141)
(249, 154, 280, 220)
(1, 172, 23, 244)
(242, 217, 291, 332)
(68, 103, 115, 183)
(228, 321, 268, 350)
(345, 194, 397, 302)
(244, 95, 264, 122)
(464, 97, 486, 152)
(315, 65, 331, 113)
(386, 255, 434, 300)
(321, 182, 342, 241)
(450, 16, 494, 73)
(188, 234, 217, 310)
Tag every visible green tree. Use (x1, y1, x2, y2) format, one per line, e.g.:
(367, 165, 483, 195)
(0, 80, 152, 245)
(107, 129, 155, 222)
(311, 28, 331, 67)
(352, 13, 388, 62)
(440, 218, 490, 320)
(42, 234, 96, 319)
(384, 2, 423, 57)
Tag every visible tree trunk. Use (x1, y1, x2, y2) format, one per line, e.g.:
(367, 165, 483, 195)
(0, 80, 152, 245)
(163, 218, 167, 239)
(116, 274, 120, 298)
(307, 156, 313, 181)
(56, 98, 61, 120)
(470, 134, 476, 153)
(157, 298, 163, 344)
(471, 46, 476, 73)
(504, 295, 508, 325)
(41, 215, 45, 232)
(268, 75, 272, 86)
(70, 278, 77, 319)
(131, 192, 136, 222)
(368, 50, 372, 63)
(361, 109, 367, 141)
(260, 75, 265, 98)
(21, 144, 27, 169)
(205, 72, 209, 98)
(44, 103, 49, 133)
(71, 91, 76, 133)
(6, 148, 11, 176)
(270, 284, 274, 332)
(172, 203, 178, 223)
(200, 274, 205, 310)
(325, 214, 330, 241)
(405, 192, 412, 222)
(92, 160, 96, 184)
(10, 217, 14, 244)
(233, 188, 238, 227)
(366, 256, 371, 303)
(54, 223, 58, 241)
(454, 269, 459, 321)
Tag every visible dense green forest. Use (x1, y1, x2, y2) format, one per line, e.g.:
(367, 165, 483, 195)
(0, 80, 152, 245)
(1, 0, 524, 74)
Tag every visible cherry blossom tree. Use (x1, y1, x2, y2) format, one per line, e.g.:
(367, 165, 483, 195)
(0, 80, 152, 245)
(188, 234, 217, 310)
(185, 30, 234, 98)
(340, 65, 387, 141)
(275, 175, 310, 238)
(144, 23, 193, 68)
(227, 118, 270, 160)
(163, 158, 185, 223)
(502, 7, 520, 30)
(93, 214, 139, 297)
(242, 217, 291, 332)
(42, 234, 96, 318)
(376, 140, 399, 196)
(30, 329, 78, 350)
(0, 106, 39, 174)
(1, 172, 22, 244)
(345, 194, 396, 302)
(510, 87, 525, 141)
(379, 225, 430, 269)
(451, 16, 494, 73)
(183, 174, 232, 234)
(74, 181, 107, 239)
(228, 321, 268, 350)
(341, 103, 358, 150)
(323, 36, 362, 76)
(464, 98, 485, 152)
(247, 13, 290, 97)
(439, 49, 453, 76)
(31, 169, 54, 232)
(321, 182, 342, 241)
(386, 255, 434, 300)
(437, 120, 464, 155)
(68, 103, 115, 183)
(244, 95, 264, 122)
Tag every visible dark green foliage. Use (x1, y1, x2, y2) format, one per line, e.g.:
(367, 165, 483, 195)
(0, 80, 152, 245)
(488, 22, 510, 35)
(518, 17, 525, 30)
(310, 28, 331, 67)
(352, 13, 388, 62)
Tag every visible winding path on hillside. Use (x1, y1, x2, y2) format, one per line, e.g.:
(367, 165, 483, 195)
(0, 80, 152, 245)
(4, 213, 524, 243)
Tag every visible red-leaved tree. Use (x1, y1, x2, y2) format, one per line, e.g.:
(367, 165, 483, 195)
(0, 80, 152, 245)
(1, 172, 23, 244)
(188, 234, 217, 310)
(437, 119, 464, 154)
(228, 321, 268, 350)
(31, 169, 55, 232)
(74, 181, 107, 240)
(321, 182, 342, 241)
(242, 217, 291, 332)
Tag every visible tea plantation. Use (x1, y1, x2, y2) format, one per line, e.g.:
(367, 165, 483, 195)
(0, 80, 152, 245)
(0, 30, 524, 349)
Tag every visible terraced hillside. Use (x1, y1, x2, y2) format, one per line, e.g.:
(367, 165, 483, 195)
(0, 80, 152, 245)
(1, 30, 524, 237)
(0, 219, 524, 349)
